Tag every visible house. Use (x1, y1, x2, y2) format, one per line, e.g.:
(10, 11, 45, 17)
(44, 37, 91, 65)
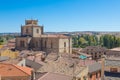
(105, 59, 120, 80)
(0, 49, 19, 59)
(106, 48, 120, 60)
(0, 63, 33, 80)
(81, 46, 107, 60)
(76, 62, 102, 80)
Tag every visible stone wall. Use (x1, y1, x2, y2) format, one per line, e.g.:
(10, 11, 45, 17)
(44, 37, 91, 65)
(40, 37, 59, 53)
(16, 37, 32, 50)
(105, 66, 120, 72)
(21, 26, 33, 37)
(16, 37, 72, 54)
(32, 27, 43, 37)
(59, 38, 72, 54)
(17, 59, 26, 67)
(76, 67, 88, 80)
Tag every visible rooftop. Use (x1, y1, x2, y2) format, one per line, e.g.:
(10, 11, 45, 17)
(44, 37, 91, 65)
(0, 56, 9, 61)
(38, 53, 96, 76)
(0, 63, 33, 77)
(110, 47, 120, 51)
(41, 34, 69, 38)
(88, 62, 101, 73)
(81, 46, 107, 52)
(105, 59, 120, 66)
(37, 72, 72, 80)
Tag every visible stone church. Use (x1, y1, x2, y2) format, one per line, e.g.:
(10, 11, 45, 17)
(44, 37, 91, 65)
(15, 20, 72, 54)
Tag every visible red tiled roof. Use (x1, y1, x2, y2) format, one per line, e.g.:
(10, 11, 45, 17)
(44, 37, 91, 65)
(0, 63, 33, 77)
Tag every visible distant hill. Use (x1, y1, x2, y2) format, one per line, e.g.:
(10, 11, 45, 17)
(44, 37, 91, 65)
(0, 33, 20, 36)
(45, 31, 120, 37)
(1, 31, 120, 37)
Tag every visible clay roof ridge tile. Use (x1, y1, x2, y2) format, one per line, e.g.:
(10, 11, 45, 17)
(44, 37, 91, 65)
(12, 64, 32, 76)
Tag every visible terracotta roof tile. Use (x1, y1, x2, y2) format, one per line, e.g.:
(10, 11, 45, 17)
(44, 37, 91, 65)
(0, 63, 33, 77)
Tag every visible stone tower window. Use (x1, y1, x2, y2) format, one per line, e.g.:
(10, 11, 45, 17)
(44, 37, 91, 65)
(45, 40, 46, 48)
(36, 41, 38, 47)
(36, 29, 39, 33)
(64, 42, 66, 47)
(26, 29, 28, 33)
(20, 41, 25, 47)
(51, 41, 53, 48)
(41, 39, 43, 50)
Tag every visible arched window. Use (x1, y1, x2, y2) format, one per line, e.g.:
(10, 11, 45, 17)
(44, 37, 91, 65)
(45, 40, 46, 48)
(20, 41, 25, 47)
(26, 28, 28, 33)
(51, 41, 53, 48)
(36, 41, 38, 47)
(36, 29, 39, 33)
(64, 42, 66, 47)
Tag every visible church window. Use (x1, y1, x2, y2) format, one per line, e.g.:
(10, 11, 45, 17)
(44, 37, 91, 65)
(51, 41, 53, 48)
(20, 41, 25, 47)
(64, 42, 66, 47)
(36, 29, 39, 33)
(45, 40, 46, 48)
(36, 41, 38, 47)
(26, 29, 28, 33)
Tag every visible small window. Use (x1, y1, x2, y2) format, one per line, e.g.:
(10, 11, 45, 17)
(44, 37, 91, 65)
(20, 41, 25, 47)
(90, 74, 92, 78)
(26, 29, 28, 33)
(36, 29, 39, 33)
(99, 55, 101, 58)
(104, 52, 106, 55)
(96, 73, 98, 78)
(78, 78, 81, 80)
(45, 40, 46, 48)
(36, 41, 38, 47)
(110, 68, 118, 72)
(91, 52, 93, 55)
(51, 41, 53, 48)
(64, 42, 66, 47)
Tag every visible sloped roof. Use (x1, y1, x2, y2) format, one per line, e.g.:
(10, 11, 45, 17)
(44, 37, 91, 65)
(0, 56, 9, 61)
(38, 72, 72, 80)
(82, 46, 107, 52)
(41, 34, 69, 38)
(0, 63, 33, 77)
(105, 59, 120, 66)
(88, 62, 101, 73)
(110, 47, 120, 51)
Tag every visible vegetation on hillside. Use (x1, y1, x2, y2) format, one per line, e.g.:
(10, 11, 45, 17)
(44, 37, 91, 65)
(72, 34, 120, 49)
(0, 35, 14, 45)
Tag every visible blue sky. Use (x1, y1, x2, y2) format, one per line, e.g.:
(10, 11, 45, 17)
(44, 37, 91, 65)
(0, 0, 120, 32)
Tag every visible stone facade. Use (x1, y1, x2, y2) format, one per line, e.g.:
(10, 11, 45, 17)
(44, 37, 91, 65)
(81, 46, 107, 60)
(16, 20, 72, 54)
